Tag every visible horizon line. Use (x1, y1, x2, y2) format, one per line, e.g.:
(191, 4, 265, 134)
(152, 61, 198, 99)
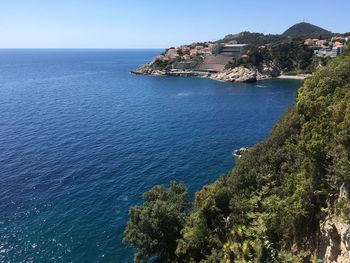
(0, 47, 166, 50)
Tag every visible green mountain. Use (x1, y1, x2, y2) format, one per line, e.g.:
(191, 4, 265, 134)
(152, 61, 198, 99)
(125, 48, 350, 262)
(282, 22, 333, 38)
(221, 22, 333, 45)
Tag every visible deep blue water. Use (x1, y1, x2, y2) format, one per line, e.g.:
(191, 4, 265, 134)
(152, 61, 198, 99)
(0, 49, 301, 262)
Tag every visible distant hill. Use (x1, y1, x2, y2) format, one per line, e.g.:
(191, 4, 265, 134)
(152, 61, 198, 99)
(282, 22, 332, 39)
(217, 23, 335, 45)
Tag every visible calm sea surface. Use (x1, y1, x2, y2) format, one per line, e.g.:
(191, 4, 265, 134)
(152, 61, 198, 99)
(0, 49, 301, 262)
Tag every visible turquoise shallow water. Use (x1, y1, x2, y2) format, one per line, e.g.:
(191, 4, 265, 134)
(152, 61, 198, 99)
(0, 49, 301, 262)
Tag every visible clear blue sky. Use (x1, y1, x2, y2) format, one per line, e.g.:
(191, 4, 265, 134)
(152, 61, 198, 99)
(1, 0, 349, 48)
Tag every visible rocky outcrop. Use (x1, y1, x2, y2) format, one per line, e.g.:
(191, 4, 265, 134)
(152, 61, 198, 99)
(132, 64, 166, 76)
(317, 186, 350, 262)
(210, 67, 258, 83)
(209, 65, 282, 83)
(259, 63, 280, 77)
(233, 147, 249, 159)
(318, 216, 350, 262)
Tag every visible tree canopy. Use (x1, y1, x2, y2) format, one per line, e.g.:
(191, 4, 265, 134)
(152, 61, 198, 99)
(124, 181, 190, 262)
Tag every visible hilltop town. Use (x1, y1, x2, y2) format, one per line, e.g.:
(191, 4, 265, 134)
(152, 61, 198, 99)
(133, 23, 349, 83)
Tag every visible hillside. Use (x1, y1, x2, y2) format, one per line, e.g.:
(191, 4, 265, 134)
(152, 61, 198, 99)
(221, 31, 285, 45)
(225, 39, 315, 73)
(282, 22, 332, 38)
(125, 48, 350, 262)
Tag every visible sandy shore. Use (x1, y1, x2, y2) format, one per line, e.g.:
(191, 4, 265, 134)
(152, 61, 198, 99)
(277, 74, 312, 80)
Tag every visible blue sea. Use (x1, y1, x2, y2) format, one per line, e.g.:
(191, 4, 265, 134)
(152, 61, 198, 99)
(0, 49, 301, 262)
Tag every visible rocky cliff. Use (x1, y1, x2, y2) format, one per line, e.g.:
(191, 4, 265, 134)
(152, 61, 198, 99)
(317, 185, 350, 263)
(319, 217, 350, 262)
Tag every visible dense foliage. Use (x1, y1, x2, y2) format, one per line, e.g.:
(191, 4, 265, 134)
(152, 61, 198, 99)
(125, 49, 350, 262)
(226, 40, 314, 73)
(152, 59, 175, 70)
(124, 182, 190, 262)
(221, 32, 286, 45)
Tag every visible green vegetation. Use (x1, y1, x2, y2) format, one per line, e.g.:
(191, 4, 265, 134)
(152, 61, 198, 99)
(152, 59, 174, 70)
(124, 182, 190, 262)
(226, 40, 314, 73)
(125, 49, 350, 262)
(282, 22, 333, 39)
(221, 32, 285, 45)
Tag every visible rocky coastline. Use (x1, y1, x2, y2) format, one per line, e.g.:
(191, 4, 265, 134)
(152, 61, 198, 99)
(131, 63, 308, 83)
(131, 64, 167, 76)
(131, 64, 265, 83)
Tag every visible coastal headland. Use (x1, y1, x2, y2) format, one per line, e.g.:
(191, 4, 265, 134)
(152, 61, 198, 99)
(132, 22, 349, 83)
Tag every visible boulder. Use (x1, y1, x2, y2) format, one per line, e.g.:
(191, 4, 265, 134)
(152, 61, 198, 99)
(210, 67, 257, 83)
